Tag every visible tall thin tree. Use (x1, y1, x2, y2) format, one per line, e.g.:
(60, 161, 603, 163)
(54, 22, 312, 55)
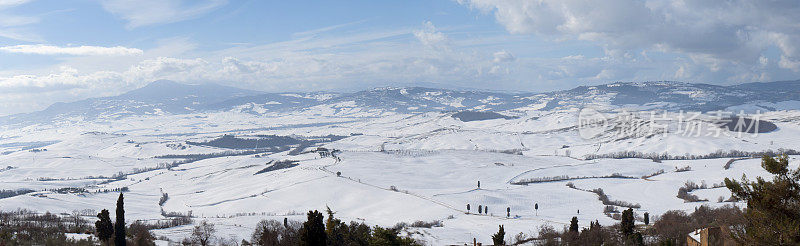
(115, 193, 126, 246)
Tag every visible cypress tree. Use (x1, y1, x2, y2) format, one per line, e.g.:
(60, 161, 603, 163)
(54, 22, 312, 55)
(115, 193, 126, 246)
(299, 210, 326, 246)
(478, 205, 482, 214)
(491, 225, 505, 246)
(620, 208, 634, 237)
(95, 209, 113, 244)
(569, 216, 579, 233)
(643, 212, 649, 225)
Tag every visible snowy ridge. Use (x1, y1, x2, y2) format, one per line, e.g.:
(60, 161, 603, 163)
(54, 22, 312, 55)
(5, 79, 800, 127)
(1, 80, 800, 244)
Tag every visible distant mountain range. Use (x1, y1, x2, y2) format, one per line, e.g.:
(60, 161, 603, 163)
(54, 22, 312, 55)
(3, 79, 800, 126)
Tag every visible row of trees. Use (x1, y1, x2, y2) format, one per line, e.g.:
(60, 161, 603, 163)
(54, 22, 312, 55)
(244, 207, 421, 246)
(467, 204, 516, 217)
(0, 209, 93, 245)
(2, 154, 796, 245)
(583, 148, 800, 161)
(490, 205, 743, 245)
(155, 206, 424, 245)
(485, 154, 799, 245)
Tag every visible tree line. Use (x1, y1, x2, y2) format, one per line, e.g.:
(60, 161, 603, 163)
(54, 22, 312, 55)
(489, 154, 800, 245)
(1, 155, 797, 245)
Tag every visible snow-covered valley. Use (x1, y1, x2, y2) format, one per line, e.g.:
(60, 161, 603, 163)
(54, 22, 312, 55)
(1, 81, 800, 244)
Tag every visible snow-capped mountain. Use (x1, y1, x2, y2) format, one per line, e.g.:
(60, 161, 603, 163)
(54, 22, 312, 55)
(4, 79, 800, 127)
(542, 80, 800, 111)
(0, 80, 261, 124)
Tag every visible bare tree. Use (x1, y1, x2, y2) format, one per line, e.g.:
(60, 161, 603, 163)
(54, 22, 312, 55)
(71, 210, 85, 232)
(191, 220, 216, 246)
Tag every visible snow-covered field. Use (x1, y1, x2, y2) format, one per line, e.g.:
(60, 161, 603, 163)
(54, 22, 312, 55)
(1, 106, 799, 245)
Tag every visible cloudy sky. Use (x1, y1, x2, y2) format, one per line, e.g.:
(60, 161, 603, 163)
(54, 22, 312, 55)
(1, 0, 800, 116)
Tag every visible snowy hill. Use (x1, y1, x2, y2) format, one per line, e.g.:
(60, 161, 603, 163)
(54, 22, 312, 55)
(0, 80, 264, 125)
(4, 79, 800, 126)
(1, 79, 800, 244)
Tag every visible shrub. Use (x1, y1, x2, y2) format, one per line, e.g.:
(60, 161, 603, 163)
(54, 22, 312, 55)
(677, 181, 709, 202)
(591, 188, 641, 208)
(158, 192, 169, 206)
(252, 219, 300, 246)
(409, 220, 443, 228)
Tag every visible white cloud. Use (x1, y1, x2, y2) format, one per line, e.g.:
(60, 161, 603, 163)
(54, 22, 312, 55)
(0, 13, 37, 26)
(0, 28, 41, 42)
(493, 50, 515, 63)
(100, 0, 228, 28)
(414, 21, 449, 50)
(0, 0, 40, 42)
(0, 44, 143, 56)
(4, 10, 800, 116)
(779, 55, 800, 72)
(0, 0, 31, 9)
(0, 26, 513, 115)
(458, 0, 800, 73)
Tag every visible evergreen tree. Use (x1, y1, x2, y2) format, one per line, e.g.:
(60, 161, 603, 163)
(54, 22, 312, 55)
(478, 205, 483, 214)
(569, 216, 579, 233)
(299, 210, 327, 246)
(630, 232, 644, 246)
(325, 207, 347, 246)
(466, 204, 470, 213)
(325, 207, 336, 235)
(114, 193, 126, 246)
(344, 221, 371, 246)
(578, 220, 604, 245)
(253, 220, 282, 245)
(484, 206, 488, 214)
(643, 212, 649, 225)
(725, 155, 800, 244)
(95, 209, 114, 245)
(620, 208, 634, 237)
(370, 226, 419, 246)
(491, 225, 505, 246)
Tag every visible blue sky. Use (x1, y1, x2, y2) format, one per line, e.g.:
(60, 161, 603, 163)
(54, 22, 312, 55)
(1, 0, 800, 116)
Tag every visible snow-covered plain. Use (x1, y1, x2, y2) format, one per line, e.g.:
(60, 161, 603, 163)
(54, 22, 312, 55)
(1, 104, 799, 245)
